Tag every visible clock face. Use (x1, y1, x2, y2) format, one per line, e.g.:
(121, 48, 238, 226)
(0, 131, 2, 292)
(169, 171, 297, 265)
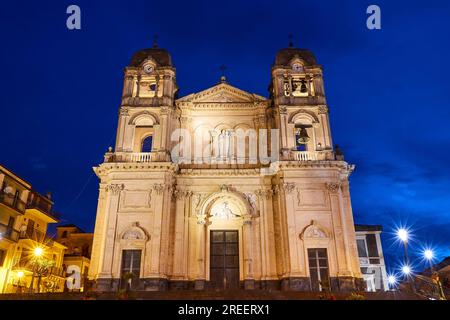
(143, 64, 154, 74)
(292, 63, 303, 72)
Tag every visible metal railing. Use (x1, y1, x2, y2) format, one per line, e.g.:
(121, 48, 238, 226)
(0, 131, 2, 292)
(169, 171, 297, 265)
(26, 192, 59, 220)
(0, 190, 26, 213)
(19, 227, 54, 246)
(413, 275, 447, 300)
(0, 222, 19, 242)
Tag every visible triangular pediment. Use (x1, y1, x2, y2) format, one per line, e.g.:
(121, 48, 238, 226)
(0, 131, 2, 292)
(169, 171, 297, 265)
(177, 82, 267, 104)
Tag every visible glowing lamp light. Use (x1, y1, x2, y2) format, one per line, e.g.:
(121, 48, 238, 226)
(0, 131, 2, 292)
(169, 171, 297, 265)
(402, 265, 412, 275)
(17, 271, 24, 278)
(397, 228, 409, 242)
(424, 249, 434, 261)
(387, 275, 397, 285)
(34, 247, 43, 257)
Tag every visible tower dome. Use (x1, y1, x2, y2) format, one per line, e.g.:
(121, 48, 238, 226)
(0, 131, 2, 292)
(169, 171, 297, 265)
(129, 47, 173, 67)
(274, 47, 317, 67)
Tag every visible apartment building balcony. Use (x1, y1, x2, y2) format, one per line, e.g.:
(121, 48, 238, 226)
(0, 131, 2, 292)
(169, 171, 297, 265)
(0, 189, 26, 214)
(0, 222, 19, 242)
(19, 227, 54, 246)
(26, 192, 60, 222)
(13, 260, 66, 279)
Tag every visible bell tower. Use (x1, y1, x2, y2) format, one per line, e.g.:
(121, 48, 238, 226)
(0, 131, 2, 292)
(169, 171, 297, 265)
(113, 40, 178, 162)
(270, 41, 333, 161)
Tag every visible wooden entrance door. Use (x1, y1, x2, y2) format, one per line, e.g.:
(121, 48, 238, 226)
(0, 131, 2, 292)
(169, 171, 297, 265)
(210, 230, 239, 289)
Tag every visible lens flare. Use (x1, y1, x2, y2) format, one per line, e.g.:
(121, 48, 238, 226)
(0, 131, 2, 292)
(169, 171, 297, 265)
(424, 249, 434, 260)
(402, 265, 411, 275)
(397, 228, 408, 242)
(387, 275, 397, 285)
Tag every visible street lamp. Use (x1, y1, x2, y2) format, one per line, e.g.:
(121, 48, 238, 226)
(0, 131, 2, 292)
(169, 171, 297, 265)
(402, 265, 412, 276)
(29, 246, 44, 293)
(424, 249, 434, 262)
(423, 248, 446, 300)
(397, 228, 408, 243)
(387, 274, 397, 290)
(34, 247, 43, 257)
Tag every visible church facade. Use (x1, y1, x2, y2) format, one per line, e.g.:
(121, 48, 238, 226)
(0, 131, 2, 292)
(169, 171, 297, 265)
(88, 43, 363, 292)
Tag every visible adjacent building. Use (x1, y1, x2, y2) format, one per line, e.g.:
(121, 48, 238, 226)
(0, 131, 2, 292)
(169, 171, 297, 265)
(0, 165, 66, 293)
(89, 42, 364, 292)
(355, 224, 388, 291)
(56, 224, 93, 291)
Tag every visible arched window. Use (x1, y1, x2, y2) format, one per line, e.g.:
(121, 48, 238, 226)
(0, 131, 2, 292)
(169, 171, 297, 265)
(141, 136, 153, 152)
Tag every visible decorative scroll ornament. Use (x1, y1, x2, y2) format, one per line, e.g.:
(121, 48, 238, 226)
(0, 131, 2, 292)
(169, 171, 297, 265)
(318, 105, 328, 114)
(106, 184, 124, 195)
(152, 184, 165, 195)
(325, 182, 341, 193)
(220, 184, 232, 192)
(119, 108, 129, 116)
(283, 182, 296, 194)
(256, 189, 273, 200)
(243, 193, 257, 215)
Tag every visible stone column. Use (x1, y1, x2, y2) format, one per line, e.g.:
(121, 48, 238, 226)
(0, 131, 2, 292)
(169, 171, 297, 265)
(318, 106, 331, 149)
(88, 183, 107, 280)
(279, 107, 289, 157)
(122, 75, 134, 97)
(98, 183, 123, 290)
(115, 108, 129, 152)
(171, 190, 189, 280)
(158, 107, 170, 160)
(131, 75, 138, 97)
(149, 184, 164, 275)
(256, 188, 277, 286)
(243, 216, 255, 289)
(327, 181, 356, 291)
(195, 213, 207, 290)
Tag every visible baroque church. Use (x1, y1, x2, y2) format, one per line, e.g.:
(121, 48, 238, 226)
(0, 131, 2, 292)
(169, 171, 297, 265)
(88, 41, 363, 292)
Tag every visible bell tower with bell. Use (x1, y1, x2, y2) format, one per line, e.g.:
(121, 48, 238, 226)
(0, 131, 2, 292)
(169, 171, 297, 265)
(114, 36, 178, 161)
(268, 37, 362, 291)
(270, 36, 334, 161)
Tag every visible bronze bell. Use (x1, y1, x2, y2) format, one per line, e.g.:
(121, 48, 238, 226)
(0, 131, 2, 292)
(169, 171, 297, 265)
(300, 80, 308, 93)
(297, 127, 310, 144)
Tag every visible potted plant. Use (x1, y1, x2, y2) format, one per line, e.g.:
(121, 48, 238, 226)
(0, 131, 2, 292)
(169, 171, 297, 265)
(345, 292, 366, 300)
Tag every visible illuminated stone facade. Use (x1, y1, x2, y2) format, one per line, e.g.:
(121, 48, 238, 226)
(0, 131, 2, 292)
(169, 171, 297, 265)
(88, 44, 363, 291)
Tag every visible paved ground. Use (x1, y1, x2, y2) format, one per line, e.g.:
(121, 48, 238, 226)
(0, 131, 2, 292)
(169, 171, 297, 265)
(0, 290, 423, 300)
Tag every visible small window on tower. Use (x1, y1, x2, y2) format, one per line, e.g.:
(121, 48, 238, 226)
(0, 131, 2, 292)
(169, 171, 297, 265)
(149, 83, 156, 92)
(141, 136, 153, 153)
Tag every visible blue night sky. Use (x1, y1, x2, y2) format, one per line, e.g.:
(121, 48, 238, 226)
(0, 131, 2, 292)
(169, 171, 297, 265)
(1, 0, 449, 273)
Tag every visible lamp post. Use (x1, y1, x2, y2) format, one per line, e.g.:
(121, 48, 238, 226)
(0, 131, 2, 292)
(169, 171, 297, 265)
(397, 228, 409, 264)
(424, 249, 446, 300)
(29, 247, 44, 293)
(397, 228, 416, 293)
(17, 271, 24, 294)
(424, 249, 434, 272)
